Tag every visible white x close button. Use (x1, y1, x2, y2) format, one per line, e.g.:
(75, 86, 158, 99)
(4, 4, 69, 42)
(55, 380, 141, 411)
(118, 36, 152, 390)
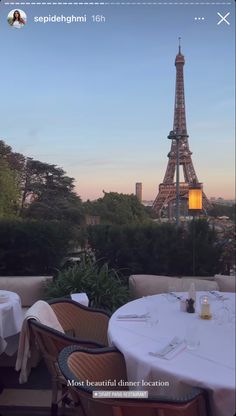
(217, 12, 230, 25)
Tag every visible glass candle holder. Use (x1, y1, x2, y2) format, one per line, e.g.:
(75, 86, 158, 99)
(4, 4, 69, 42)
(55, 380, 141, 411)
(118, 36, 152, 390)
(200, 295, 212, 320)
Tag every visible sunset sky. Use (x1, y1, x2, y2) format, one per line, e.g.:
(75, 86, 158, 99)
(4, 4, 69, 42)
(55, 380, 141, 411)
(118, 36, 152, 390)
(0, 1, 235, 201)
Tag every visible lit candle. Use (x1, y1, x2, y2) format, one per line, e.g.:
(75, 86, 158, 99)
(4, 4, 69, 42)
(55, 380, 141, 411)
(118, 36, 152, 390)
(201, 296, 210, 317)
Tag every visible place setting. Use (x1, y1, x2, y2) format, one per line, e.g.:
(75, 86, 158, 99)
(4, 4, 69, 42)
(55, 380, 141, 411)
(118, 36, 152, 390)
(149, 336, 186, 360)
(148, 321, 201, 361)
(116, 296, 160, 326)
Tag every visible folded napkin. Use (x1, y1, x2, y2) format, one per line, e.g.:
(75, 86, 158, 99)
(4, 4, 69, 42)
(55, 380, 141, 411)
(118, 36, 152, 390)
(71, 293, 89, 306)
(149, 337, 185, 360)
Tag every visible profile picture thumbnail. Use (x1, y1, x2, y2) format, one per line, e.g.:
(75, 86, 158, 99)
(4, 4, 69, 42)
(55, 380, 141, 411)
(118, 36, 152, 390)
(8, 9, 27, 29)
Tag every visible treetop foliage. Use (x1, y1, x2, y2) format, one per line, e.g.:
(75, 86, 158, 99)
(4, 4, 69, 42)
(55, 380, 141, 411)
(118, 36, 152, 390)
(0, 140, 25, 176)
(83, 191, 149, 225)
(0, 139, 83, 224)
(0, 159, 20, 218)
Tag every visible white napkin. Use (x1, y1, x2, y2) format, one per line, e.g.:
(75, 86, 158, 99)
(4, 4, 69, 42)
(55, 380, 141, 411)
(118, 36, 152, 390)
(149, 337, 185, 360)
(71, 293, 89, 306)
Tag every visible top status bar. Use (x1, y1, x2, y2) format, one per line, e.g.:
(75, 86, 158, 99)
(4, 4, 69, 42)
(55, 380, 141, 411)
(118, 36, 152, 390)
(2, 1, 233, 6)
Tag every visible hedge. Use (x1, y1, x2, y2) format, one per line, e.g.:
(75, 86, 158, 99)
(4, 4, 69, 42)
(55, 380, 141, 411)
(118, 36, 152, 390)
(0, 219, 74, 275)
(87, 220, 222, 277)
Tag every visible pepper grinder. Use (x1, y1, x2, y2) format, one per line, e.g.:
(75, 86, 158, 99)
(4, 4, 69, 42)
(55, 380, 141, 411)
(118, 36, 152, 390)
(186, 298, 195, 313)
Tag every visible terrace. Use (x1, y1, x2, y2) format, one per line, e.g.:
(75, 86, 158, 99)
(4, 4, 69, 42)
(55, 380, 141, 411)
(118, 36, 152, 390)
(0, 271, 235, 416)
(0, 153, 235, 415)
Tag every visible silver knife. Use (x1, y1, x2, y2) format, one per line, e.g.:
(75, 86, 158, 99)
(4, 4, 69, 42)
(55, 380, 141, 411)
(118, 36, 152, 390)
(117, 313, 149, 319)
(150, 337, 181, 357)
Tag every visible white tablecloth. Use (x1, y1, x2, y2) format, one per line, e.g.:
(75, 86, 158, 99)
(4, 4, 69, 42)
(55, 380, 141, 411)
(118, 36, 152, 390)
(108, 292, 236, 416)
(0, 290, 23, 355)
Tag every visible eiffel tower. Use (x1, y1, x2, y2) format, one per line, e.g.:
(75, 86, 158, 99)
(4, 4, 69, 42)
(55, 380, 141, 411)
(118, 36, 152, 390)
(152, 41, 211, 218)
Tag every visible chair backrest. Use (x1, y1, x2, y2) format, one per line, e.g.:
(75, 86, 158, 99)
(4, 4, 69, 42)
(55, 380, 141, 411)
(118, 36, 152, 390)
(49, 299, 110, 345)
(58, 346, 208, 416)
(64, 347, 127, 389)
(29, 319, 102, 381)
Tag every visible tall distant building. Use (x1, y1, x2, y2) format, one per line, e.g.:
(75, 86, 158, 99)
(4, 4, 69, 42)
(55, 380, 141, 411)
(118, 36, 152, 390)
(152, 41, 211, 217)
(135, 182, 142, 202)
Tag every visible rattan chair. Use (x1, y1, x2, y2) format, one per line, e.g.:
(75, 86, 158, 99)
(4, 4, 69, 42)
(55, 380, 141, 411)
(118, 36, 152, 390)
(49, 298, 110, 346)
(29, 318, 105, 416)
(31, 299, 109, 415)
(58, 345, 209, 416)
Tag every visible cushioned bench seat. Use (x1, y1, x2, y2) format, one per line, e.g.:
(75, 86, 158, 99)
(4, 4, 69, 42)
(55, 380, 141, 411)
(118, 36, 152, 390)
(214, 274, 236, 293)
(0, 276, 53, 308)
(129, 274, 236, 299)
(129, 274, 221, 299)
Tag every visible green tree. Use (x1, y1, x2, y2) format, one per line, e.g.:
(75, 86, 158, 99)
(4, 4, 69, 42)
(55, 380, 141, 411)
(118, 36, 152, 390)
(0, 140, 83, 224)
(0, 140, 25, 175)
(83, 191, 149, 225)
(0, 140, 26, 208)
(22, 159, 74, 202)
(23, 159, 83, 224)
(0, 160, 20, 218)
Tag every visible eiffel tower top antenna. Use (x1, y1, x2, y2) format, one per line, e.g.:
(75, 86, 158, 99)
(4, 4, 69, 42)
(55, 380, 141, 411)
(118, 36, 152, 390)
(178, 37, 181, 54)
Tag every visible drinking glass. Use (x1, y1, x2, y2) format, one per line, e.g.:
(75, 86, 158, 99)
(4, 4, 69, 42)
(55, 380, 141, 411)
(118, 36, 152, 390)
(185, 323, 200, 350)
(145, 297, 159, 327)
(214, 306, 229, 325)
(167, 282, 178, 303)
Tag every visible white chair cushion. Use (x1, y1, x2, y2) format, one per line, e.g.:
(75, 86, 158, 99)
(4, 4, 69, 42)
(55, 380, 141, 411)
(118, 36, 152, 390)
(214, 275, 236, 292)
(129, 274, 219, 299)
(129, 275, 169, 298)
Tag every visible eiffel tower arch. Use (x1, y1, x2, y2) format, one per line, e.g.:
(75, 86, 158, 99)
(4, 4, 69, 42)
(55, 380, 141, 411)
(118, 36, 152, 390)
(152, 42, 211, 218)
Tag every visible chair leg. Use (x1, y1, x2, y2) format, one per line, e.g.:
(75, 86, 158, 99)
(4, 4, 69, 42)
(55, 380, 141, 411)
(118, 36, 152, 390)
(60, 385, 72, 409)
(0, 380, 4, 394)
(51, 377, 59, 416)
(0, 379, 4, 416)
(61, 387, 81, 408)
(51, 403, 58, 416)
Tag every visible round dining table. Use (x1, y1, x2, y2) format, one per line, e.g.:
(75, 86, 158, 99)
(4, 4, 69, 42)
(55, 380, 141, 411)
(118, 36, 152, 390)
(108, 292, 235, 416)
(0, 290, 23, 355)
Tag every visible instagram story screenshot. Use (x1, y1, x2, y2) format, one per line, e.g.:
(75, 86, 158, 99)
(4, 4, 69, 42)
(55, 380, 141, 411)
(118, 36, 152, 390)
(0, 1, 235, 416)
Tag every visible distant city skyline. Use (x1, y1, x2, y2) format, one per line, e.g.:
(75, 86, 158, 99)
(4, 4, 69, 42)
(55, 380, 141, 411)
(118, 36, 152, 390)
(0, 2, 235, 201)
(142, 196, 235, 204)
